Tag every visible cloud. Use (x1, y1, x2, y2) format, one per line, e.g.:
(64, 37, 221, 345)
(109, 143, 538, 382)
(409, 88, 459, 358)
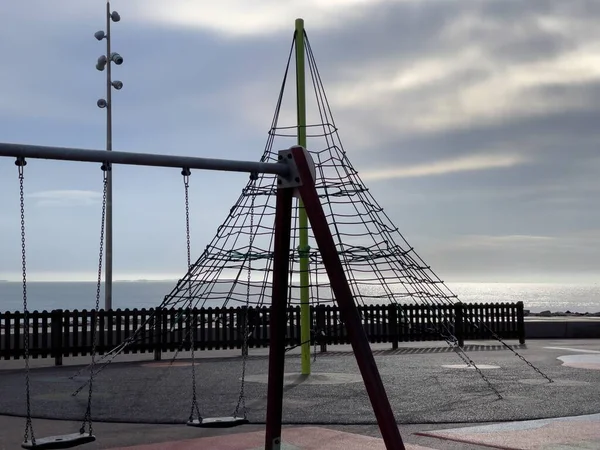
(27, 190, 102, 207)
(451, 234, 556, 248)
(328, 42, 600, 136)
(199, 0, 600, 176)
(411, 231, 600, 283)
(132, 0, 388, 36)
(1, 0, 600, 283)
(360, 152, 527, 181)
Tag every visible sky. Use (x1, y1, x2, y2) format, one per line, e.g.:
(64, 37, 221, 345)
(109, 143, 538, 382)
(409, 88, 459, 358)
(0, 0, 598, 283)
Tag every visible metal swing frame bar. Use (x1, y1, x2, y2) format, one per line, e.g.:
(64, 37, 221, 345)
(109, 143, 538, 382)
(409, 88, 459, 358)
(0, 142, 289, 176)
(0, 141, 405, 450)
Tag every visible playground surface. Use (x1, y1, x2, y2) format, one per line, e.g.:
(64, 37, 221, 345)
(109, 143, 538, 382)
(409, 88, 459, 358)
(0, 338, 599, 449)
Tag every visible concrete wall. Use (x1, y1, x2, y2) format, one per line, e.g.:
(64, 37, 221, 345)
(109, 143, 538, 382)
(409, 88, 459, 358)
(524, 319, 600, 339)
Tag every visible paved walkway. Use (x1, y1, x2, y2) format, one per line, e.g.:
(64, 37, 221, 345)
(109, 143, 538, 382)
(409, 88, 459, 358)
(1, 339, 599, 449)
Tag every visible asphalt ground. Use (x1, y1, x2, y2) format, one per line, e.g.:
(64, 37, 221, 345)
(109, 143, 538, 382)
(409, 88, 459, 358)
(1, 339, 599, 449)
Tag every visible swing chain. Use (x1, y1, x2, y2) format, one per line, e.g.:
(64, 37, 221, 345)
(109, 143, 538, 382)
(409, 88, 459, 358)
(312, 259, 318, 363)
(234, 184, 255, 419)
(182, 168, 192, 271)
(182, 168, 201, 423)
(16, 158, 35, 446)
(80, 164, 109, 435)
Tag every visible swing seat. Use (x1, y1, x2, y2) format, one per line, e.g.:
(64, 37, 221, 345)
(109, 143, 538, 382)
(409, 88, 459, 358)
(22, 432, 96, 449)
(187, 416, 249, 428)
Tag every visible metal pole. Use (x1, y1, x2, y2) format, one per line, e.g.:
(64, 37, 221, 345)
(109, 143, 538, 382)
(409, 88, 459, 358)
(264, 186, 294, 450)
(0, 142, 291, 176)
(291, 146, 405, 449)
(105, 0, 113, 311)
(295, 18, 312, 376)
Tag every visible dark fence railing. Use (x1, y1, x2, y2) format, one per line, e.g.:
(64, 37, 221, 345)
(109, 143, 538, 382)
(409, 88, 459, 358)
(1, 302, 525, 365)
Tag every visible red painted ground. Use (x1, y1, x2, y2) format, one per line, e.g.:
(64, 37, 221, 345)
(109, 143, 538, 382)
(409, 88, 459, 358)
(141, 361, 194, 367)
(418, 413, 600, 449)
(108, 426, 437, 449)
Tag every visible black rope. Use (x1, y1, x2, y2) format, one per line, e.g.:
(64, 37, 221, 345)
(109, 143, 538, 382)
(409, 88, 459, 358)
(77, 24, 551, 395)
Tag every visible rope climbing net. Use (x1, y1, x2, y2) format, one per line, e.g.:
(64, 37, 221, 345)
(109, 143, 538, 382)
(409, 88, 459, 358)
(140, 30, 554, 395)
(76, 28, 553, 403)
(160, 33, 461, 313)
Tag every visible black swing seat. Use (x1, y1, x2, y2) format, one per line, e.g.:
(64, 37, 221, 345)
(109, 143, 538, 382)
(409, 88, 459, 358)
(187, 416, 249, 428)
(22, 432, 96, 449)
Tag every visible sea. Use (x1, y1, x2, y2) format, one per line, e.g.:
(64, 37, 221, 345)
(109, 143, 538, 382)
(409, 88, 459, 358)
(0, 281, 599, 314)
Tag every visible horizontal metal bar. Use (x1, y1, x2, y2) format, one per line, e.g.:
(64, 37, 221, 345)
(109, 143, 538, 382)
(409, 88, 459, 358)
(0, 142, 290, 177)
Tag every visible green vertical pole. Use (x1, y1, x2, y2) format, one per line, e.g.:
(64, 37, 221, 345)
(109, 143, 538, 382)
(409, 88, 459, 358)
(295, 18, 311, 375)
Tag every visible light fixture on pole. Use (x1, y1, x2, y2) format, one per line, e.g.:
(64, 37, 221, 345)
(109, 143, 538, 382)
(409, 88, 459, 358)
(95, 2, 123, 311)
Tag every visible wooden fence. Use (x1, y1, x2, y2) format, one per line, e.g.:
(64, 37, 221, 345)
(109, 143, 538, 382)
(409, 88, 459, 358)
(1, 302, 525, 365)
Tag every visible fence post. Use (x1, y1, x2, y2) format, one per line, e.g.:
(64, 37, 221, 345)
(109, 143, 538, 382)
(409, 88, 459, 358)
(516, 301, 526, 344)
(388, 304, 399, 349)
(153, 307, 162, 361)
(50, 309, 63, 366)
(241, 306, 249, 357)
(454, 302, 464, 348)
(315, 305, 327, 353)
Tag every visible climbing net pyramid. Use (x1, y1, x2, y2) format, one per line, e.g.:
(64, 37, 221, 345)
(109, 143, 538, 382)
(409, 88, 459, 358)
(160, 32, 460, 316)
(80, 29, 552, 403)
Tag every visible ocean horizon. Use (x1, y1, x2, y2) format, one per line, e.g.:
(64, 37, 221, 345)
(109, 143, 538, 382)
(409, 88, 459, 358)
(0, 280, 599, 314)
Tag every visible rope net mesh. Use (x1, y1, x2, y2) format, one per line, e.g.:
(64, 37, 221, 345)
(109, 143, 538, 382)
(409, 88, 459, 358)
(158, 31, 460, 314)
(65, 29, 553, 403)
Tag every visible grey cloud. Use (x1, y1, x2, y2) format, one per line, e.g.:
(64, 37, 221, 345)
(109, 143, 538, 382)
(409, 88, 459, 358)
(307, 0, 599, 71)
(415, 231, 600, 282)
(1, 0, 599, 282)
(345, 103, 600, 190)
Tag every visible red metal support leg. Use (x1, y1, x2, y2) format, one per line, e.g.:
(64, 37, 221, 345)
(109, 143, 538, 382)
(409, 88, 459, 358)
(265, 186, 294, 450)
(290, 147, 406, 450)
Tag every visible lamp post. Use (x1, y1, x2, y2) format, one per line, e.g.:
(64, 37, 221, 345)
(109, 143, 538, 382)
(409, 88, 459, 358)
(95, 1, 123, 311)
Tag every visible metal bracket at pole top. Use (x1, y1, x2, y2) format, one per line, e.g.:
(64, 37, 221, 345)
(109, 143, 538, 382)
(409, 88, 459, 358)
(277, 146, 316, 196)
